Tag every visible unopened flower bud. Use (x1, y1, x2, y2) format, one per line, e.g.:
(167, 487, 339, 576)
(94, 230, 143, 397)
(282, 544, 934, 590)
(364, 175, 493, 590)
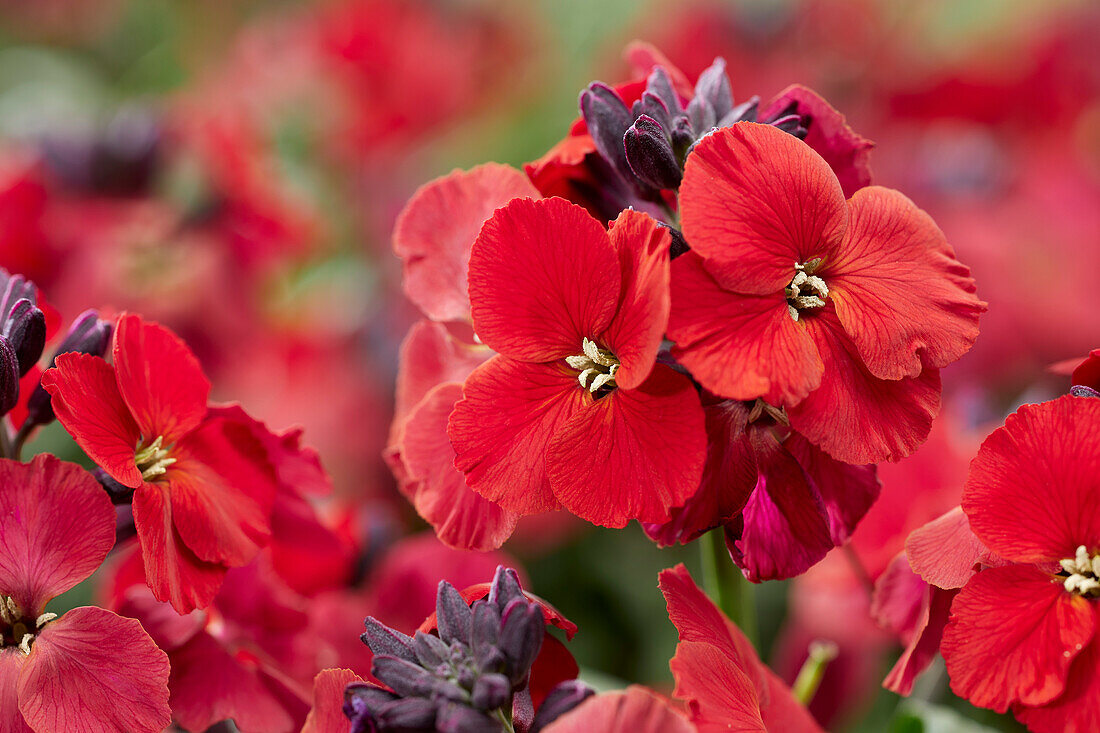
(436, 702, 500, 733)
(580, 83, 634, 181)
(624, 115, 682, 190)
(361, 616, 418, 663)
(3, 299, 45, 376)
(436, 581, 473, 645)
(498, 599, 544, 685)
(470, 672, 511, 711)
(0, 337, 18, 415)
(530, 680, 594, 733)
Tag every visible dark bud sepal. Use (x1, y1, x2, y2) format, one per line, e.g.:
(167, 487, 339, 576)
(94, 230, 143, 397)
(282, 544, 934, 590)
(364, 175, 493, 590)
(624, 115, 683, 190)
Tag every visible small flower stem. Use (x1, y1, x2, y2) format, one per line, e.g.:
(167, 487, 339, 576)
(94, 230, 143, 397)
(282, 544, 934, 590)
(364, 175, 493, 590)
(842, 543, 875, 596)
(10, 421, 33, 462)
(0, 418, 11, 460)
(700, 528, 758, 647)
(792, 640, 839, 705)
(493, 708, 515, 733)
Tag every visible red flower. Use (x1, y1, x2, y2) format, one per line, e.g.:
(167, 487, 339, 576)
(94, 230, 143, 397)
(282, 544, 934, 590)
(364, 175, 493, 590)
(540, 686, 695, 732)
(0, 454, 170, 733)
(448, 197, 706, 528)
(669, 122, 985, 463)
(41, 313, 277, 613)
(935, 396, 1100, 731)
(659, 564, 823, 731)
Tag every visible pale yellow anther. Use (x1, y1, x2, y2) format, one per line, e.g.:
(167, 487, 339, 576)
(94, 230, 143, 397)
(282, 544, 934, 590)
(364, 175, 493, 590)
(35, 613, 56, 629)
(567, 338, 621, 394)
(0, 596, 21, 626)
(18, 633, 33, 655)
(1061, 545, 1100, 598)
(785, 261, 828, 322)
(135, 435, 176, 481)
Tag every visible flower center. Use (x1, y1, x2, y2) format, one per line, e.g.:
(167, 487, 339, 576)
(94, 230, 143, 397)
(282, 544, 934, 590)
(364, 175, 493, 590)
(1059, 545, 1100, 598)
(565, 338, 620, 394)
(134, 435, 176, 481)
(0, 595, 55, 655)
(785, 259, 828, 322)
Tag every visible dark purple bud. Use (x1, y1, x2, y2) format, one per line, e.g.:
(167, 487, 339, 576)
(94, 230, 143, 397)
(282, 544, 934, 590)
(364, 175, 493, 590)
(669, 116, 696, 163)
(411, 630, 450, 669)
(470, 672, 511, 711)
(718, 96, 760, 127)
(1071, 385, 1100, 398)
(0, 270, 38, 328)
(488, 567, 524, 612)
(361, 617, 418, 663)
(0, 337, 18, 415)
(376, 698, 440, 730)
(579, 83, 633, 176)
(470, 600, 501, 663)
(530, 681, 595, 733)
(625, 115, 682, 190)
(3, 299, 46, 376)
(645, 66, 682, 114)
(24, 310, 112, 428)
(93, 467, 137, 505)
(344, 683, 400, 733)
(686, 95, 717, 138)
(371, 655, 439, 698)
(693, 57, 733, 119)
(769, 113, 809, 139)
(659, 223, 690, 259)
(630, 92, 673, 133)
(498, 599, 544, 685)
(436, 580, 473, 644)
(436, 702, 501, 733)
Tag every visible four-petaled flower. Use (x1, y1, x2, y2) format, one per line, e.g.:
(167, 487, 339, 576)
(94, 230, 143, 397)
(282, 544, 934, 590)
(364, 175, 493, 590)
(448, 197, 707, 528)
(42, 313, 277, 613)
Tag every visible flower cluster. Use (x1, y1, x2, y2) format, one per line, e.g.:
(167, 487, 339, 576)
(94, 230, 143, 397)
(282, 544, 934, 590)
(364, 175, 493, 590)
(389, 44, 985, 583)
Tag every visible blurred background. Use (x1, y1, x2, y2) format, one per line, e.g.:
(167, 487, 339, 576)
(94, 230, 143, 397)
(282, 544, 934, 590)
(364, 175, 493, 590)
(3, 0, 1098, 730)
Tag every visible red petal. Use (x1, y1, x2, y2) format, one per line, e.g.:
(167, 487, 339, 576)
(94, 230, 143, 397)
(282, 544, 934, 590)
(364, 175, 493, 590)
(547, 365, 706, 527)
(941, 564, 1096, 711)
(963, 396, 1100, 564)
(730, 431, 832, 582)
(761, 85, 873, 199)
(8, 365, 40, 431)
(1071, 347, 1100, 390)
(450, 357, 586, 515)
(1015, 625, 1100, 733)
(402, 382, 519, 550)
(759, 666, 826, 733)
(268, 490, 354, 596)
(393, 319, 491, 427)
(40, 353, 142, 488)
(0, 455, 115, 615)
(468, 197, 620, 361)
(668, 251, 822, 405)
(302, 669, 361, 733)
(113, 314, 210, 443)
(670, 641, 766, 732)
(542, 686, 695, 733)
(131, 483, 227, 614)
(827, 187, 984, 381)
(167, 416, 276, 567)
(0, 650, 31, 733)
(784, 432, 880, 546)
(871, 553, 928, 641)
(527, 634, 580, 709)
(19, 607, 170, 733)
(788, 308, 941, 464)
(679, 123, 848, 296)
(646, 399, 757, 546)
(393, 163, 539, 323)
(906, 507, 985, 589)
(659, 564, 765, 699)
(168, 633, 297, 733)
(602, 209, 670, 389)
(883, 584, 957, 696)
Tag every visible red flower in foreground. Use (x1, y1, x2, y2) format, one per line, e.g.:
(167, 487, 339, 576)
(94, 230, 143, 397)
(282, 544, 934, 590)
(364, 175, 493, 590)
(928, 396, 1100, 732)
(448, 197, 706, 527)
(0, 455, 170, 733)
(42, 314, 277, 612)
(541, 686, 694, 732)
(659, 564, 822, 731)
(668, 122, 985, 464)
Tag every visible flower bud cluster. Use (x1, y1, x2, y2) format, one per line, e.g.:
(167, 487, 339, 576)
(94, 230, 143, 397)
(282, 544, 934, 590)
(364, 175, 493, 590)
(0, 270, 45, 415)
(346, 567, 586, 733)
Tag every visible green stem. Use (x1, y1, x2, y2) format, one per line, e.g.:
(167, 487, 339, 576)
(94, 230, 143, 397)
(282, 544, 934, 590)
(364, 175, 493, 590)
(10, 421, 33, 462)
(492, 708, 515, 733)
(0, 418, 11, 461)
(792, 640, 838, 705)
(699, 528, 758, 647)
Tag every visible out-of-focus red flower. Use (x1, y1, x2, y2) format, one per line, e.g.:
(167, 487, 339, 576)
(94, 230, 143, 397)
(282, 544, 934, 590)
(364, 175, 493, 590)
(933, 396, 1100, 731)
(669, 122, 984, 464)
(449, 198, 706, 528)
(0, 455, 170, 733)
(42, 314, 278, 612)
(659, 564, 822, 731)
(302, 668, 361, 733)
(110, 554, 314, 733)
(0, 153, 55, 288)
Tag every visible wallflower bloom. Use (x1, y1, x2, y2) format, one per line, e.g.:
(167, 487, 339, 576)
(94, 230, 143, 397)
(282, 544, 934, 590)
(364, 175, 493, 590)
(0, 455, 170, 732)
(42, 313, 277, 612)
(448, 197, 706, 527)
(668, 122, 985, 463)
(928, 396, 1100, 731)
